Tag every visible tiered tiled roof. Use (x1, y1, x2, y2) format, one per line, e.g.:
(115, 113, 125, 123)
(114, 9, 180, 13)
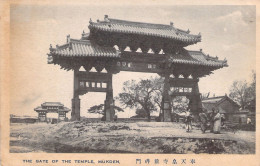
(49, 38, 120, 58)
(89, 15, 201, 44)
(35, 102, 71, 112)
(168, 50, 227, 67)
(34, 106, 70, 112)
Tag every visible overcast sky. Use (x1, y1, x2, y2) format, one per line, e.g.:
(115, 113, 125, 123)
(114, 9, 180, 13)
(10, 5, 255, 118)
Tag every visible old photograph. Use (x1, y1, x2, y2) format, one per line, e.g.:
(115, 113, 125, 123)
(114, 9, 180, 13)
(7, 4, 256, 156)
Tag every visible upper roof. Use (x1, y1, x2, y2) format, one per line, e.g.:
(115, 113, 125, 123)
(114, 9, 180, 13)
(88, 15, 201, 44)
(49, 37, 120, 58)
(41, 102, 64, 107)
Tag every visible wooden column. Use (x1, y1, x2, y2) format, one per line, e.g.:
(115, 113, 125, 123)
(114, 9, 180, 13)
(104, 73, 115, 121)
(71, 68, 81, 121)
(162, 74, 172, 122)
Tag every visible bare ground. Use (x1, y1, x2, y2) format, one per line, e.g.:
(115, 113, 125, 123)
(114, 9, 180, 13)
(9, 121, 255, 154)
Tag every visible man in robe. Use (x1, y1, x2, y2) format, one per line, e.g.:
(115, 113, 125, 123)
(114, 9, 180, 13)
(213, 109, 222, 134)
(209, 108, 215, 133)
(199, 109, 208, 133)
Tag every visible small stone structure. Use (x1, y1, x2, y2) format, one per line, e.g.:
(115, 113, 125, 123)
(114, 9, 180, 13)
(34, 102, 70, 122)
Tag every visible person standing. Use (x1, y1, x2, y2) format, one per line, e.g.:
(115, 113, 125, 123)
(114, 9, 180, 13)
(209, 108, 215, 133)
(185, 110, 192, 132)
(199, 109, 208, 133)
(247, 117, 252, 125)
(213, 109, 222, 134)
(221, 114, 226, 126)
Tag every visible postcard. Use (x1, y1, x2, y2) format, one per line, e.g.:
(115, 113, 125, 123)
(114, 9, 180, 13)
(1, 1, 259, 165)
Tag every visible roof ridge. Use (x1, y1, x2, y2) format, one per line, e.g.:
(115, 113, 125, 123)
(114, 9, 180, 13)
(70, 38, 91, 44)
(188, 50, 227, 63)
(108, 18, 175, 30)
(107, 18, 200, 37)
(202, 96, 225, 100)
(188, 50, 201, 53)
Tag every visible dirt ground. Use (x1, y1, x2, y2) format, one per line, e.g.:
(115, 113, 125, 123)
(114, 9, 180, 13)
(9, 121, 255, 154)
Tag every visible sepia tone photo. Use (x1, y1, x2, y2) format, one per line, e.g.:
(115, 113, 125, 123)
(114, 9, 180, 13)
(1, 2, 259, 166)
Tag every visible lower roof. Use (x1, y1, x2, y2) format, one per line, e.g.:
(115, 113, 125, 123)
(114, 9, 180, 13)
(50, 39, 120, 58)
(48, 38, 227, 68)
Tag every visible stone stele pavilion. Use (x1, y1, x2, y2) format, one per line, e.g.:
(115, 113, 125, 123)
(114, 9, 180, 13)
(47, 15, 228, 122)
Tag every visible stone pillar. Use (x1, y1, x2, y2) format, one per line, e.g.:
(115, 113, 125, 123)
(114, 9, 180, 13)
(71, 68, 81, 121)
(58, 112, 60, 122)
(104, 73, 115, 121)
(162, 74, 172, 122)
(44, 113, 47, 122)
(38, 112, 47, 122)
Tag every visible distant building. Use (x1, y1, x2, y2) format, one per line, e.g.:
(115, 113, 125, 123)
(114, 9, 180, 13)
(202, 95, 249, 124)
(34, 102, 70, 122)
(10, 115, 38, 123)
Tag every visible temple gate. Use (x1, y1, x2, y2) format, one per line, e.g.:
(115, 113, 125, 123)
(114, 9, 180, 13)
(47, 15, 228, 121)
(34, 102, 70, 122)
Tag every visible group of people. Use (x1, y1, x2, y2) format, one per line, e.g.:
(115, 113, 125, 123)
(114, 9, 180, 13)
(184, 108, 223, 134)
(199, 108, 222, 134)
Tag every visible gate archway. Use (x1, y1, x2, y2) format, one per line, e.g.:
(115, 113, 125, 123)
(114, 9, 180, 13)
(47, 15, 227, 121)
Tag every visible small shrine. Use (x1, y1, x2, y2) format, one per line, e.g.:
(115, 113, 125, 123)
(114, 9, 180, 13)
(34, 102, 70, 122)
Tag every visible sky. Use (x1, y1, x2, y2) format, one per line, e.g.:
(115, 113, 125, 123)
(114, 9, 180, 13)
(10, 5, 256, 118)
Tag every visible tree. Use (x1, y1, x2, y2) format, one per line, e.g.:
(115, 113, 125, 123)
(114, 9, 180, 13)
(229, 70, 256, 109)
(171, 96, 189, 113)
(150, 77, 164, 114)
(117, 77, 162, 122)
(88, 104, 124, 115)
(247, 70, 256, 100)
(131, 109, 147, 118)
(201, 92, 210, 100)
(229, 80, 248, 109)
